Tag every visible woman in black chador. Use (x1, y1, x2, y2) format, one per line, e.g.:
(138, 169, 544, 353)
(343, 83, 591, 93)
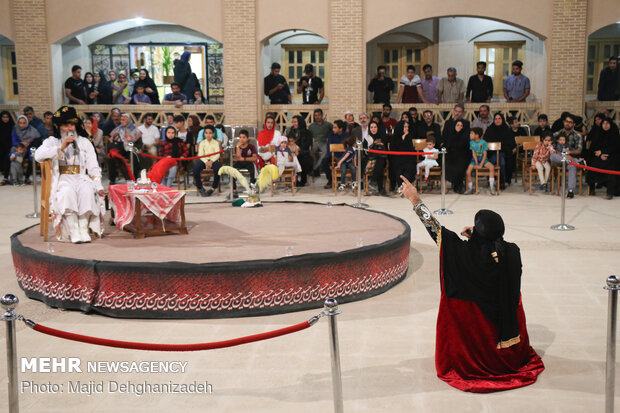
(399, 175, 544, 392)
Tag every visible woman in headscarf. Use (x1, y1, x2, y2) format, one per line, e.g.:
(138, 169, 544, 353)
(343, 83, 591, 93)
(389, 113, 416, 188)
(83, 116, 104, 166)
(586, 118, 620, 199)
(135, 69, 160, 104)
(97, 70, 113, 104)
(108, 113, 142, 182)
(484, 112, 512, 189)
(399, 176, 545, 392)
(444, 119, 470, 194)
(584, 113, 606, 163)
(84, 72, 98, 104)
(12, 115, 41, 184)
(0, 111, 15, 185)
(257, 114, 281, 168)
(174, 51, 201, 100)
(367, 120, 388, 196)
(285, 115, 313, 186)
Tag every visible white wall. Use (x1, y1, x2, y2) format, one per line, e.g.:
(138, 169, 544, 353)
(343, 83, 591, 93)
(366, 17, 546, 102)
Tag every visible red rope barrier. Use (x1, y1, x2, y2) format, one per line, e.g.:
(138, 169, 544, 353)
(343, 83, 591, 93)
(569, 161, 620, 176)
(137, 149, 226, 162)
(30, 320, 311, 352)
(367, 149, 433, 156)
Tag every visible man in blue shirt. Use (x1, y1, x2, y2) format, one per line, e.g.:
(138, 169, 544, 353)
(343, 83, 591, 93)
(503, 60, 530, 103)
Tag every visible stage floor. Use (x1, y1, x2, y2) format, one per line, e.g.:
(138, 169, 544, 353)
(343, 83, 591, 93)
(18, 201, 407, 263)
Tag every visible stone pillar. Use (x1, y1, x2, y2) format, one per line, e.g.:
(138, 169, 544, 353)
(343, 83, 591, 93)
(223, 0, 258, 127)
(328, 0, 364, 119)
(10, 0, 53, 114)
(548, 0, 588, 119)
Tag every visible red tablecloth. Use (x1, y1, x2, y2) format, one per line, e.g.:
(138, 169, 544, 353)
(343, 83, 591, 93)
(108, 184, 185, 230)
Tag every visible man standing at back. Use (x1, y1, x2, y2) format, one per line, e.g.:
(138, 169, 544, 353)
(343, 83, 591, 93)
(264, 62, 291, 104)
(467, 62, 493, 103)
(419, 64, 441, 104)
(309, 108, 332, 177)
(298, 64, 324, 105)
(597, 56, 619, 101)
(438, 67, 466, 104)
(503, 60, 530, 103)
(368, 65, 394, 105)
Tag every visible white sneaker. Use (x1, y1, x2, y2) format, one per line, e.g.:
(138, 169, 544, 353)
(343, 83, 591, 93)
(78, 214, 92, 243)
(338, 184, 346, 191)
(489, 184, 497, 195)
(65, 213, 82, 244)
(464, 188, 474, 195)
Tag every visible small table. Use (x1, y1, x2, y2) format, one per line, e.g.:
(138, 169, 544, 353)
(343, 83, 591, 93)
(108, 184, 188, 239)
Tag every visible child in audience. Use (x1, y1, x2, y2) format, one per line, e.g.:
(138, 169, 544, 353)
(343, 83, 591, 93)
(9, 143, 26, 185)
(416, 137, 439, 182)
(232, 130, 257, 197)
(531, 133, 553, 191)
(465, 127, 496, 195)
(553, 134, 569, 155)
(158, 126, 189, 188)
(275, 136, 301, 175)
(337, 137, 357, 190)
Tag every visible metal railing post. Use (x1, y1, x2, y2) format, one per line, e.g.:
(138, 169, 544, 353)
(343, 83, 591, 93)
(228, 127, 236, 201)
(434, 147, 453, 215)
(605, 275, 619, 413)
(26, 148, 39, 219)
(128, 141, 135, 178)
(2, 294, 20, 413)
(324, 298, 344, 413)
(351, 140, 368, 209)
(551, 150, 575, 231)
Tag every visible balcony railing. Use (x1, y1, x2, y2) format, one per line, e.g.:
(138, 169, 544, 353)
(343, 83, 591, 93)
(585, 101, 620, 127)
(263, 104, 328, 129)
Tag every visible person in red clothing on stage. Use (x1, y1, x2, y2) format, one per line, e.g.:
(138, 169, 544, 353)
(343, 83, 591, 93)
(399, 175, 544, 393)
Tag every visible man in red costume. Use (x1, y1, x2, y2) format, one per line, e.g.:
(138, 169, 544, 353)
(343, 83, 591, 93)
(399, 175, 544, 392)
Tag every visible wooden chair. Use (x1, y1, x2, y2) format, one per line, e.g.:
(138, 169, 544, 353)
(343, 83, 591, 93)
(39, 160, 53, 241)
(271, 167, 296, 195)
(550, 163, 583, 195)
(516, 136, 540, 188)
(522, 141, 540, 195)
(363, 158, 390, 196)
(475, 142, 501, 195)
(330, 144, 353, 195)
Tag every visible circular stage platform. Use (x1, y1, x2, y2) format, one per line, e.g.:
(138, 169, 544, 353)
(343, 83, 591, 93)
(11, 201, 410, 318)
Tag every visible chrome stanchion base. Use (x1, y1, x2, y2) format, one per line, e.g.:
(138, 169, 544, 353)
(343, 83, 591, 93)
(550, 223, 575, 231)
(433, 208, 453, 215)
(25, 212, 40, 219)
(351, 202, 368, 209)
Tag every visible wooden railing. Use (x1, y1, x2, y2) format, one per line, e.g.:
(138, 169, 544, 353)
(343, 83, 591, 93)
(263, 104, 328, 129)
(366, 102, 543, 126)
(72, 105, 225, 127)
(585, 101, 620, 128)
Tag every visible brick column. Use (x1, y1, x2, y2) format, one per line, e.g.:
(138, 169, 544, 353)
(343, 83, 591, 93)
(223, 0, 258, 126)
(329, 0, 364, 119)
(548, 0, 588, 119)
(10, 0, 53, 114)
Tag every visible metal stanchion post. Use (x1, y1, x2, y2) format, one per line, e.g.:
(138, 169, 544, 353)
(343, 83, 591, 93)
(434, 147, 453, 215)
(2, 294, 20, 413)
(324, 298, 344, 413)
(128, 141, 135, 179)
(605, 275, 619, 413)
(551, 150, 575, 231)
(228, 127, 237, 201)
(26, 148, 39, 219)
(351, 140, 368, 209)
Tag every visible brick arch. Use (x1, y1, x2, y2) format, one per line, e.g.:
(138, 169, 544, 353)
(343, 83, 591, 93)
(588, 21, 620, 37)
(260, 28, 328, 45)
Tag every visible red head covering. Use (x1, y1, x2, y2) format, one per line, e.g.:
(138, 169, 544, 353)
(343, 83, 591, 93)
(257, 117, 276, 146)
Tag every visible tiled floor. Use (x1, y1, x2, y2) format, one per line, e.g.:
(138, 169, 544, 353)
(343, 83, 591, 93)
(0, 179, 618, 412)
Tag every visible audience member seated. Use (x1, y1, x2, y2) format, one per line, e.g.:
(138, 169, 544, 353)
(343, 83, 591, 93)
(189, 90, 208, 104)
(308, 108, 332, 177)
(350, 112, 373, 175)
(159, 126, 189, 188)
(437, 67, 466, 104)
(503, 60, 530, 103)
(445, 119, 471, 194)
(396, 65, 422, 104)
(505, 116, 525, 184)
(64, 65, 86, 105)
(100, 108, 120, 136)
(336, 137, 356, 191)
(531, 133, 553, 191)
(465, 127, 496, 195)
(112, 71, 132, 105)
(466, 61, 493, 103)
(195, 115, 225, 147)
(12, 115, 41, 179)
(275, 136, 302, 176)
(160, 113, 175, 141)
(534, 114, 551, 136)
(322, 119, 348, 189)
(83, 116, 104, 166)
(173, 115, 193, 145)
(483, 112, 511, 189)
(232, 130, 257, 197)
(132, 84, 152, 105)
(416, 110, 441, 140)
(23, 106, 48, 138)
(419, 64, 440, 104)
(381, 104, 397, 137)
(135, 69, 160, 104)
(9, 143, 26, 185)
(137, 114, 160, 156)
(367, 65, 394, 104)
(42, 111, 54, 137)
(390, 114, 416, 190)
(187, 115, 202, 153)
(193, 125, 221, 197)
(108, 113, 142, 184)
(367, 121, 388, 196)
(264, 62, 291, 104)
(285, 115, 313, 186)
(471, 104, 493, 133)
(0, 111, 15, 186)
(257, 114, 281, 168)
(416, 138, 439, 183)
(441, 104, 469, 150)
(344, 111, 359, 134)
(163, 82, 188, 108)
(597, 56, 619, 101)
(586, 118, 620, 199)
(551, 113, 582, 198)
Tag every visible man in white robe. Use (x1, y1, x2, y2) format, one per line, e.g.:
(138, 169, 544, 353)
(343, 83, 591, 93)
(34, 106, 105, 243)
